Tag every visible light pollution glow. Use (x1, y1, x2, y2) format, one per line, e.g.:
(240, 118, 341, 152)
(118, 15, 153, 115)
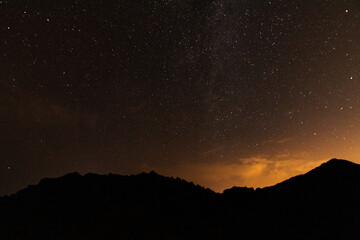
(153, 150, 360, 192)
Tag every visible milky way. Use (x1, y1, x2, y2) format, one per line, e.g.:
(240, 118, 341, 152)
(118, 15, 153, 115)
(2, 0, 360, 194)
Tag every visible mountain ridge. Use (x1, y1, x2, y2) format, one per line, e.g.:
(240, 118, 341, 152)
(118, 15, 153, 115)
(1, 158, 360, 239)
(4, 158, 354, 199)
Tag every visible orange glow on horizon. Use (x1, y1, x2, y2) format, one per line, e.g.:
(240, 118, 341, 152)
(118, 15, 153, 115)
(154, 152, 360, 193)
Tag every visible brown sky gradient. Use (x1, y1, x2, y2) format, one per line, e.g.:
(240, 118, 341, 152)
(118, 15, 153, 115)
(2, 0, 360, 195)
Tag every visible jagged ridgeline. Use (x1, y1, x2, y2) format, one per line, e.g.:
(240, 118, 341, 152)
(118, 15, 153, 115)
(1, 159, 360, 239)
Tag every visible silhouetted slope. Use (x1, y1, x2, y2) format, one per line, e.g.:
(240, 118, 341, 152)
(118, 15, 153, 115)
(273, 159, 360, 239)
(1, 159, 360, 239)
(223, 159, 360, 239)
(0, 171, 222, 240)
(272, 158, 360, 190)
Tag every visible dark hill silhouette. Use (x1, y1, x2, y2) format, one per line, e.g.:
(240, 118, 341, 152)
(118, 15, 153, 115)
(222, 159, 360, 239)
(1, 158, 360, 239)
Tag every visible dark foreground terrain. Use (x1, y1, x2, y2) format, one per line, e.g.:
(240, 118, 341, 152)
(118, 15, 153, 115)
(1, 159, 360, 239)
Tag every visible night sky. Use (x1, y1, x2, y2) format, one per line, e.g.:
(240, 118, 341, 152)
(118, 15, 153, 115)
(2, 0, 360, 195)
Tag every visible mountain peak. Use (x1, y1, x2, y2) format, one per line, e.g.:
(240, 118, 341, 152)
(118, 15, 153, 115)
(325, 158, 354, 165)
(269, 159, 360, 191)
(303, 158, 360, 178)
(319, 158, 358, 170)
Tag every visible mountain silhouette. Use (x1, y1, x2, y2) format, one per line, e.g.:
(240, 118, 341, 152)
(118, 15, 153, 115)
(1, 158, 360, 239)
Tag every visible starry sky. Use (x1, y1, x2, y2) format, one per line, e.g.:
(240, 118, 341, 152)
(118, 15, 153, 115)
(2, 0, 360, 195)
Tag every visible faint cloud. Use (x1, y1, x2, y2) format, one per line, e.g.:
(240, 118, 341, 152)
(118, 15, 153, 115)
(202, 146, 225, 155)
(276, 138, 292, 144)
